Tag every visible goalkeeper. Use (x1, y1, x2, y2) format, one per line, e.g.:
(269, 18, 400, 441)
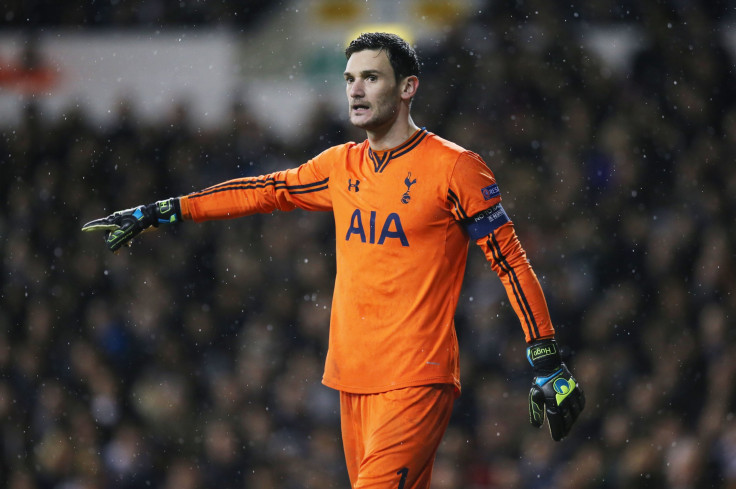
(83, 32, 583, 488)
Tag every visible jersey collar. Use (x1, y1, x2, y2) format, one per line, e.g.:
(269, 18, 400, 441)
(367, 128, 428, 173)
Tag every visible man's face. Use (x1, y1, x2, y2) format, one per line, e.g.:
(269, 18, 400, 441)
(344, 49, 401, 131)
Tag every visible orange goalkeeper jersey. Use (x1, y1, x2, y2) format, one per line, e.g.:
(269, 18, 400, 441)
(179, 129, 555, 394)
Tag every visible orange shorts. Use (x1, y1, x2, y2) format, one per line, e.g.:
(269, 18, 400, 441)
(340, 384, 455, 489)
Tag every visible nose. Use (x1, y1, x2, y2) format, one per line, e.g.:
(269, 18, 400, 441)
(348, 79, 364, 98)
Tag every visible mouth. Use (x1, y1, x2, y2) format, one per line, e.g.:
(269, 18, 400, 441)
(351, 103, 370, 113)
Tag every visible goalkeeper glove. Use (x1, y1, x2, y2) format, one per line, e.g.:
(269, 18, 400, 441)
(81, 198, 181, 252)
(527, 338, 585, 441)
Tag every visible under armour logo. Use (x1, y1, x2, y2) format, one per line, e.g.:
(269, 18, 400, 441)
(348, 179, 360, 192)
(401, 172, 416, 204)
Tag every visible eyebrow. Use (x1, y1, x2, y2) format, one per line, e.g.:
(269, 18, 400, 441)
(343, 69, 382, 78)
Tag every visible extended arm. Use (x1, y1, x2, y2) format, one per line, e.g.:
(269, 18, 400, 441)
(82, 156, 332, 252)
(179, 160, 331, 222)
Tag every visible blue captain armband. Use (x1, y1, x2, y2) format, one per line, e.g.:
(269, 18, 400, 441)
(464, 203, 510, 240)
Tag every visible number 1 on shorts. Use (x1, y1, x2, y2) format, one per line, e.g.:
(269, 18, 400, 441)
(397, 467, 409, 489)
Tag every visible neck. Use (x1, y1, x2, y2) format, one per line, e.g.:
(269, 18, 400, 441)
(366, 115, 420, 151)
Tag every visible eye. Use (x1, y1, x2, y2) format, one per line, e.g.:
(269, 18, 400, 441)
(367, 75, 377, 82)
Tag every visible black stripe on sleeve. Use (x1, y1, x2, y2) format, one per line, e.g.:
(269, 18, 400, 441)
(190, 177, 329, 199)
(285, 183, 329, 194)
(198, 177, 274, 193)
(189, 179, 276, 199)
(447, 189, 469, 220)
(278, 177, 330, 191)
(487, 232, 540, 340)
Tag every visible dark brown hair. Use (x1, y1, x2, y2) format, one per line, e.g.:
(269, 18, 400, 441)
(345, 32, 420, 82)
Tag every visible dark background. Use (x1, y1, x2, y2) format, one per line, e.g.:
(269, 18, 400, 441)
(1, 1, 735, 488)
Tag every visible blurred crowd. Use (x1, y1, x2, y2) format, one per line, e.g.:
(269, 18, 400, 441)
(2, 1, 736, 488)
(2, 0, 276, 27)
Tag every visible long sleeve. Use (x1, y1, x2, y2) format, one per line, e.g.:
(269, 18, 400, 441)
(476, 221, 555, 343)
(444, 150, 555, 344)
(179, 152, 334, 222)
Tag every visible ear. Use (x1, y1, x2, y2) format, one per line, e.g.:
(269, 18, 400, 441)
(400, 75, 419, 102)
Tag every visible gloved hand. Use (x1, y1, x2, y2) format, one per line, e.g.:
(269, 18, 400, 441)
(527, 339, 585, 441)
(81, 198, 181, 252)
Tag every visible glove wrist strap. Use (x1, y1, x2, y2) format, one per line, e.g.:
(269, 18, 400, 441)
(147, 198, 181, 227)
(527, 339, 562, 375)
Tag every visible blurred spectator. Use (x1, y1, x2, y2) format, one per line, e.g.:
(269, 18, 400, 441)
(1, 2, 735, 488)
